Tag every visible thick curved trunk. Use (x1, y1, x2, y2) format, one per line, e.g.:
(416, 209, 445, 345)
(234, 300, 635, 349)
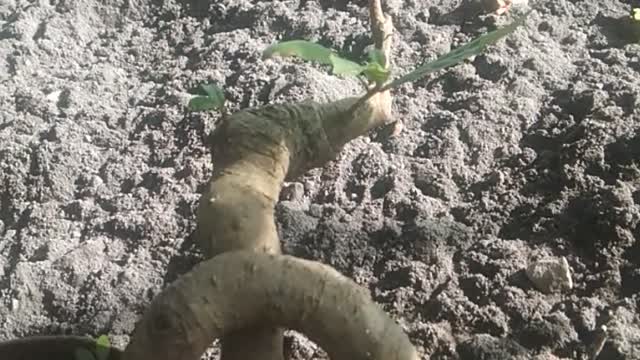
(122, 251, 419, 360)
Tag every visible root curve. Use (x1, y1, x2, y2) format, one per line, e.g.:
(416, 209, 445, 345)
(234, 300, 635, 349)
(123, 252, 420, 360)
(123, 1, 416, 359)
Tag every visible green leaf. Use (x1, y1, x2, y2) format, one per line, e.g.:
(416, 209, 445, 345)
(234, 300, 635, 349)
(188, 83, 225, 112)
(362, 61, 390, 85)
(329, 53, 365, 76)
(386, 10, 531, 90)
(188, 96, 221, 111)
(201, 84, 223, 100)
(95, 335, 111, 360)
(367, 48, 386, 67)
(200, 83, 225, 106)
(74, 347, 96, 360)
(632, 8, 640, 22)
(263, 40, 366, 78)
(96, 335, 110, 348)
(262, 40, 333, 64)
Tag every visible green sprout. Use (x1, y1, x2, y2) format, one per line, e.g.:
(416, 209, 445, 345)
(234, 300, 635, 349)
(262, 40, 391, 86)
(188, 83, 225, 112)
(73, 334, 111, 360)
(632, 8, 640, 22)
(263, 10, 531, 92)
(188, 10, 531, 113)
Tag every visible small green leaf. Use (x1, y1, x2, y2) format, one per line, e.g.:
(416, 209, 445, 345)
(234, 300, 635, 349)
(96, 335, 110, 347)
(386, 10, 531, 90)
(367, 48, 386, 67)
(95, 335, 111, 360)
(263, 39, 366, 78)
(362, 61, 390, 85)
(262, 40, 333, 64)
(200, 83, 225, 106)
(201, 84, 223, 100)
(74, 347, 96, 360)
(632, 8, 640, 21)
(188, 83, 225, 112)
(329, 53, 365, 76)
(188, 96, 221, 111)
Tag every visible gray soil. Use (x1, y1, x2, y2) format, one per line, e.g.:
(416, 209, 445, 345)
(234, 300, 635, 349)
(1, 0, 639, 359)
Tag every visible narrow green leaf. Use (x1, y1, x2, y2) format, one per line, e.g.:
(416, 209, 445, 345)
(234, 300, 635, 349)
(95, 335, 111, 360)
(188, 96, 222, 111)
(386, 10, 531, 90)
(262, 40, 333, 64)
(263, 40, 369, 78)
(74, 347, 96, 360)
(329, 53, 365, 76)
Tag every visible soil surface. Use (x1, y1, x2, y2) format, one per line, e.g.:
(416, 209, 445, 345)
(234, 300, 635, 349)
(1, 0, 640, 359)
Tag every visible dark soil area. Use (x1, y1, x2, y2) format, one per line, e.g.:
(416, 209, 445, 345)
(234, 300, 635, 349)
(1, 0, 639, 359)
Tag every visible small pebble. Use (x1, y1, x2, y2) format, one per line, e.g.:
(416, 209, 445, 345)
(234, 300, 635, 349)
(525, 256, 573, 294)
(11, 298, 19, 311)
(281, 182, 304, 202)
